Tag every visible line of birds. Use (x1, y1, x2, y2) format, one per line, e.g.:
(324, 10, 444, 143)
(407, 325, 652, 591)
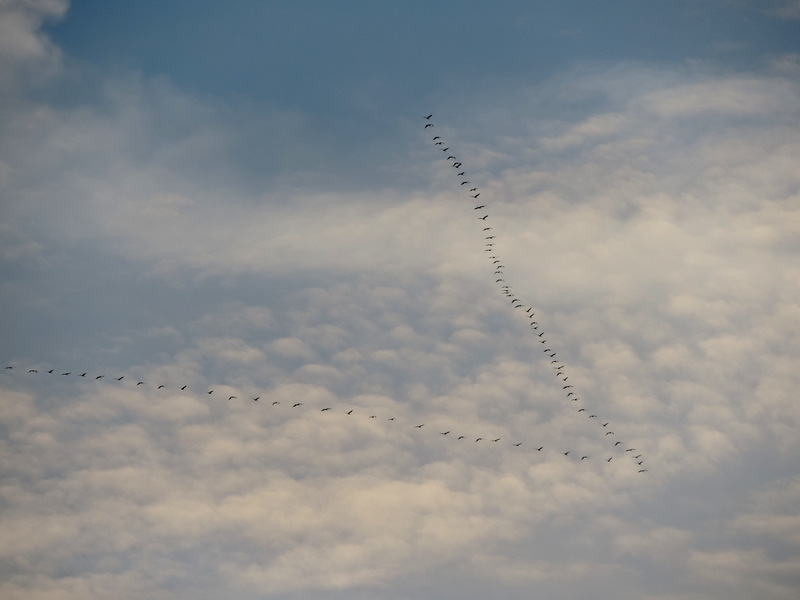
(423, 114, 647, 472)
(2, 363, 644, 470)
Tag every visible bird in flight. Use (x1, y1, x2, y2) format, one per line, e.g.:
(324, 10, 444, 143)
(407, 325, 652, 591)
(425, 114, 432, 119)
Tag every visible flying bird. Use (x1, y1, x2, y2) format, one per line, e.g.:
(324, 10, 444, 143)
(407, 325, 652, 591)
(425, 114, 432, 119)
(424, 123, 433, 128)
(415, 424, 425, 428)
(293, 403, 303, 407)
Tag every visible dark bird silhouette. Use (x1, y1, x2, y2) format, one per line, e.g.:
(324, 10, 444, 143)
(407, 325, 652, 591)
(537, 446, 544, 451)
(28, 369, 37, 373)
(563, 451, 570, 456)
(474, 205, 485, 210)
(471, 193, 480, 198)
(432, 136, 440, 140)
(615, 441, 623, 446)
(460, 181, 470, 185)
(607, 457, 613, 462)
(492, 438, 501, 442)
(415, 424, 424, 428)
(62, 372, 71, 376)
(321, 407, 331, 411)
(578, 408, 586, 412)
(563, 385, 573, 389)
(116, 376, 124, 381)
(441, 431, 450, 435)
(273, 401, 280, 405)
(602, 422, 609, 427)
(626, 448, 635, 452)
(475, 438, 483, 442)
(634, 455, 641, 459)
(137, 381, 144, 385)
(96, 375, 104, 379)
(638, 469, 648, 473)
(253, 397, 260, 402)
(207, 390, 213, 394)
(347, 409, 353, 414)
(479, 215, 488, 220)
(513, 442, 523, 446)
(424, 123, 433, 128)
(293, 403, 303, 407)
(606, 432, 615, 435)
(369, 415, 377, 419)
(228, 396, 236, 401)
(425, 115, 432, 119)
(589, 415, 597, 418)
(458, 436, 465, 440)
(581, 456, 589, 460)
(80, 373, 87, 377)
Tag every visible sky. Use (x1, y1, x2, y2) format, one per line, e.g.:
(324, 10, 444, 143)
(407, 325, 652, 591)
(1, 1, 799, 599)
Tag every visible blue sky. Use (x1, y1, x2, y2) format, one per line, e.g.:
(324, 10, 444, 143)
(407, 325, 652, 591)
(2, 1, 800, 599)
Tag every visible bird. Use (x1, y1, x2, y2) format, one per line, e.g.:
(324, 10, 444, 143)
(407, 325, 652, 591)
(460, 181, 470, 185)
(602, 422, 609, 427)
(425, 114, 432, 119)
(207, 390, 213, 394)
(638, 469, 648, 473)
(28, 369, 37, 373)
(253, 397, 260, 402)
(424, 123, 433, 128)
(388, 417, 395, 421)
(634, 454, 641, 459)
(441, 431, 450, 435)
(62, 372, 71, 375)
(228, 396, 236, 401)
(479, 215, 488, 220)
(471, 193, 480, 198)
(606, 432, 615, 435)
(80, 373, 87, 377)
(321, 407, 331, 411)
(458, 436, 465, 440)
(513, 442, 523, 447)
(369, 415, 377, 419)
(578, 408, 586, 412)
(273, 401, 280, 405)
(293, 403, 303, 407)
(474, 205, 485, 210)
(589, 415, 597, 418)
(415, 424, 424, 428)
(95, 375, 104, 379)
(475, 438, 483, 442)
(607, 457, 613, 462)
(563, 451, 570, 456)
(137, 381, 144, 385)
(181, 385, 187, 390)
(615, 441, 623, 446)
(116, 376, 124, 381)
(432, 136, 440, 140)
(536, 446, 544, 451)
(563, 385, 573, 389)
(625, 448, 636, 452)
(347, 409, 353, 414)
(581, 456, 589, 460)
(492, 438, 501, 442)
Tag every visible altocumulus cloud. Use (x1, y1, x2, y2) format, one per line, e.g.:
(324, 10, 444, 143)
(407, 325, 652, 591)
(1, 3, 800, 600)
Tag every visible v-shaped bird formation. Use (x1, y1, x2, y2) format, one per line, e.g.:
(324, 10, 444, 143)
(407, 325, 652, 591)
(0, 115, 648, 474)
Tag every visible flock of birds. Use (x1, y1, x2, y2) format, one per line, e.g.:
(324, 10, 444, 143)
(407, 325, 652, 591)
(421, 114, 647, 472)
(0, 115, 647, 473)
